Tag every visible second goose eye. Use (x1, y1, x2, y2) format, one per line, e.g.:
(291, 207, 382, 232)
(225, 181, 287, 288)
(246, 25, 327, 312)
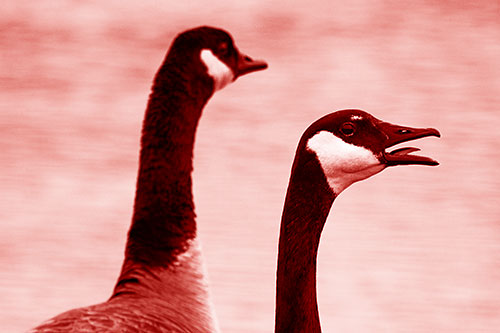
(217, 42, 229, 57)
(340, 122, 356, 136)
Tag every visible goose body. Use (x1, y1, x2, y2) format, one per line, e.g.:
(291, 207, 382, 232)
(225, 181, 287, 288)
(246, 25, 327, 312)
(31, 26, 267, 333)
(275, 110, 440, 332)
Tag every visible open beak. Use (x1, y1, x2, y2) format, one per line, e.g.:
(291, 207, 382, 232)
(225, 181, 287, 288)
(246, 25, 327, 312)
(377, 120, 441, 166)
(235, 51, 268, 78)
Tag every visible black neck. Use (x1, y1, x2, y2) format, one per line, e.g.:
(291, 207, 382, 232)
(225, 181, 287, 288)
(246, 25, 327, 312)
(113, 59, 213, 297)
(275, 151, 335, 333)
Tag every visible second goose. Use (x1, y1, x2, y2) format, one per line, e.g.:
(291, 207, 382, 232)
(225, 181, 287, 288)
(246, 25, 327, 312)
(32, 26, 267, 333)
(275, 109, 440, 332)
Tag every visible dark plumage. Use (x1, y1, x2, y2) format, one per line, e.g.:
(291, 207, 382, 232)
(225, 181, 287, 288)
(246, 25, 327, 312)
(32, 26, 267, 333)
(275, 110, 440, 332)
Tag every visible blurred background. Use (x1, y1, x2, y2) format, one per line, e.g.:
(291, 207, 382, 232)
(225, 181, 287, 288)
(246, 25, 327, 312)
(1, 0, 499, 332)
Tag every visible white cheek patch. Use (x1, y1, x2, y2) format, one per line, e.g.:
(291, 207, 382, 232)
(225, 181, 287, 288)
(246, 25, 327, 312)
(306, 130, 385, 194)
(200, 49, 234, 91)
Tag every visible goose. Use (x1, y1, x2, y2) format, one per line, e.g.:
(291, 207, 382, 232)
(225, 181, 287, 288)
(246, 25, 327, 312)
(274, 109, 440, 333)
(31, 26, 267, 332)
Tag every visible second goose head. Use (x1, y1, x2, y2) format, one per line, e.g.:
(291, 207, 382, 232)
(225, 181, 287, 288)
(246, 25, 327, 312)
(162, 26, 268, 93)
(303, 109, 440, 195)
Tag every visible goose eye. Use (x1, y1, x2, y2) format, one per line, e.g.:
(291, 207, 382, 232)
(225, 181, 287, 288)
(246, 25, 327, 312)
(340, 122, 356, 136)
(217, 42, 229, 57)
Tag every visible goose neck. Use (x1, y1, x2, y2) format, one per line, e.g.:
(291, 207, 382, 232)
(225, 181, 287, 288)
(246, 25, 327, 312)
(275, 154, 335, 333)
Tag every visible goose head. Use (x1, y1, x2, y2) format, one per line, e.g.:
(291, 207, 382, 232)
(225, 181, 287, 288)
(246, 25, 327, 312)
(303, 109, 440, 195)
(165, 26, 267, 92)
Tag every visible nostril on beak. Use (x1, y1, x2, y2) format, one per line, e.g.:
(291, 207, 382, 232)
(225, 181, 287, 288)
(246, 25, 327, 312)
(244, 56, 252, 61)
(398, 129, 412, 134)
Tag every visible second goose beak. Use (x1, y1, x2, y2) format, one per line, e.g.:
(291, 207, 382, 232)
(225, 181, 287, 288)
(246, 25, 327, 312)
(235, 52, 268, 78)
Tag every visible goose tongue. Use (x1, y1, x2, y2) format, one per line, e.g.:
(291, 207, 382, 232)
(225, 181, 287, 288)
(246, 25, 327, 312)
(376, 121, 441, 166)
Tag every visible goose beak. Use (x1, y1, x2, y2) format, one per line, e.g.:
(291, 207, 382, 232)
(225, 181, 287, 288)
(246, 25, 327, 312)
(377, 121, 441, 166)
(235, 52, 268, 78)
